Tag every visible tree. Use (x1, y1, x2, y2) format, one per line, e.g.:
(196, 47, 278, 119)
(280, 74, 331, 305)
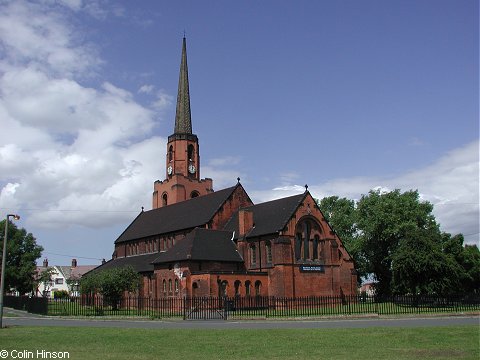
(318, 189, 476, 297)
(0, 219, 43, 294)
(81, 266, 140, 310)
(37, 267, 56, 297)
(317, 196, 366, 282)
(356, 189, 438, 297)
(391, 226, 464, 295)
(441, 233, 480, 294)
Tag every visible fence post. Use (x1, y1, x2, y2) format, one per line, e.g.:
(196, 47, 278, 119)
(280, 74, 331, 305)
(182, 296, 186, 320)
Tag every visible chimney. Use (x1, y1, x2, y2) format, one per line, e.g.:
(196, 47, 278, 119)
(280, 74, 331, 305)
(102, 258, 106, 265)
(71, 258, 77, 268)
(43, 258, 48, 267)
(238, 209, 254, 237)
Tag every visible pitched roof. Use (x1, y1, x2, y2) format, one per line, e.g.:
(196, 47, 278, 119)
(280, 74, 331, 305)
(223, 192, 306, 238)
(152, 228, 243, 264)
(115, 185, 240, 243)
(91, 253, 160, 274)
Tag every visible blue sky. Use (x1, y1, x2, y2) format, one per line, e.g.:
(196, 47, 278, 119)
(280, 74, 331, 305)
(0, 0, 478, 266)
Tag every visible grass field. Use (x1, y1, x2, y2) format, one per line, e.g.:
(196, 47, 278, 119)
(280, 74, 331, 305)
(0, 325, 478, 359)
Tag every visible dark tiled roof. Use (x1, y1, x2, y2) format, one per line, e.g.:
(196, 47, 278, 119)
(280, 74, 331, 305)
(152, 228, 243, 264)
(115, 185, 239, 243)
(224, 192, 306, 238)
(91, 253, 159, 274)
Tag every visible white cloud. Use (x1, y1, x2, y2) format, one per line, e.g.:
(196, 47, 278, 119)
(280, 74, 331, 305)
(138, 84, 154, 94)
(0, 0, 167, 230)
(152, 90, 174, 111)
(253, 141, 479, 245)
(0, 1, 101, 77)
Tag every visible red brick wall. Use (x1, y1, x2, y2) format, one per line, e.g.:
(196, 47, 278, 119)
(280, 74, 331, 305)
(210, 185, 253, 230)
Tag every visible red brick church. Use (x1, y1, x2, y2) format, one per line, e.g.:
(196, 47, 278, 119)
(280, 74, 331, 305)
(97, 38, 357, 298)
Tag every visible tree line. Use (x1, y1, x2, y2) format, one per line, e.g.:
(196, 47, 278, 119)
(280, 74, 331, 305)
(317, 189, 480, 297)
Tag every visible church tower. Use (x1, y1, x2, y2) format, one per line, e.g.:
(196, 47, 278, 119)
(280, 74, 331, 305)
(153, 37, 213, 209)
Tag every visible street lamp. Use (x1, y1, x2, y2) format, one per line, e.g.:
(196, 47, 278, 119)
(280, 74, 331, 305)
(0, 214, 20, 329)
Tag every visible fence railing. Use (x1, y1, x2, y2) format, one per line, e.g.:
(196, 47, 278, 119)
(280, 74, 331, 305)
(4, 294, 479, 319)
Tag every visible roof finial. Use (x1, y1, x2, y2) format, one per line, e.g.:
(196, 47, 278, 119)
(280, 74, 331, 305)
(304, 184, 308, 192)
(141, 206, 144, 212)
(237, 177, 241, 184)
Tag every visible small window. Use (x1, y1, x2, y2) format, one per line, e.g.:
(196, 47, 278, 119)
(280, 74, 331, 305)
(168, 145, 173, 162)
(191, 191, 199, 198)
(187, 144, 194, 161)
(175, 279, 179, 293)
(162, 193, 168, 207)
(234, 280, 241, 296)
(168, 279, 173, 294)
(245, 281, 251, 296)
(55, 278, 63, 285)
(250, 244, 256, 266)
(266, 241, 272, 264)
(219, 280, 228, 297)
(255, 281, 262, 296)
(163, 280, 167, 294)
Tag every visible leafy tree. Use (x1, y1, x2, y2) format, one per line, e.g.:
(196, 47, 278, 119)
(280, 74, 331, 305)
(441, 234, 480, 294)
(81, 266, 140, 310)
(318, 189, 476, 297)
(0, 219, 43, 294)
(461, 245, 480, 294)
(317, 196, 365, 282)
(37, 267, 56, 297)
(391, 226, 464, 295)
(356, 189, 438, 297)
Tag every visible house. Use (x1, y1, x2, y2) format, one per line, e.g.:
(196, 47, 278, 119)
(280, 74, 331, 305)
(35, 258, 97, 297)
(94, 37, 357, 299)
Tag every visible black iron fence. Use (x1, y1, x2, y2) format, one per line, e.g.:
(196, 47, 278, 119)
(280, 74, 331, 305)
(4, 295, 48, 315)
(4, 294, 479, 319)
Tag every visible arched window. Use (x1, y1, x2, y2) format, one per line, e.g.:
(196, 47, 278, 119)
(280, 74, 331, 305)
(245, 281, 251, 296)
(265, 241, 272, 264)
(163, 280, 167, 295)
(192, 282, 198, 296)
(295, 218, 323, 261)
(219, 280, 228, 297)
(187, 144, 194, 161)
(313, 235, 319, 260)
(174, 279, 179, 293)
(255, 281, 262, 296)
(191, 191, 199, 198)
(168, 145, 173, 162)
(168, 279, 172, 294)
(295, 233, 302, 261)
(250, 244, 256, 266)
(234, 280, 241, 297)
(162, 193, 168, 207)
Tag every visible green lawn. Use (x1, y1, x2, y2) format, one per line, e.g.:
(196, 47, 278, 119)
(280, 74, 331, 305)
(0, 325, 478, 359)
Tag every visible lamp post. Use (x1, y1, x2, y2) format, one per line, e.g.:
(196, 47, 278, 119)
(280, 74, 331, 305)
(0, 214, 20, 329)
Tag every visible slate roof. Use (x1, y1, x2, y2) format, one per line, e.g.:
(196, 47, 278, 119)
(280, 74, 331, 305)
(115, 185, 240, 243)
(152, 228, 243, 264)
(91, 253, 160, 274)
(223, 192, 306, 238)
(57, 265, 97, 280)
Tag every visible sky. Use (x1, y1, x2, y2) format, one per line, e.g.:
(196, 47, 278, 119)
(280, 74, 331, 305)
(0, 0, 478, 266)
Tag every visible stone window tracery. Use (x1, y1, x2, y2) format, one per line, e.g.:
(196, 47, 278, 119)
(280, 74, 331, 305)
(294, 218, 323, 262)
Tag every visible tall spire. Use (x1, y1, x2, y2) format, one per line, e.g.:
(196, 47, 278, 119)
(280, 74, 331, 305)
(174, 37, 192, 134)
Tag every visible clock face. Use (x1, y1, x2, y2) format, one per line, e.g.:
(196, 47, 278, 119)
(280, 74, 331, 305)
(188, 164, 196, 174)
(167, 165, 173, 175)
